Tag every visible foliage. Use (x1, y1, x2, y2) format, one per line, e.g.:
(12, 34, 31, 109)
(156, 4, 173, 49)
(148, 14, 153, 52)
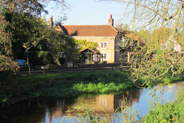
(0, 54, 19, 86)
(73, 82, 132, 94)
(0, 54, 19, 73)
(0, 0, 68, 74)
(75, 39, 98, 52)
(29, 51, 54, 65)
(0, 8, 78, 74)
(66, 105, 112, 123)
(60, 36, 78, 62)
(138, 30, 151, 44)
(142, 86, 184, 122)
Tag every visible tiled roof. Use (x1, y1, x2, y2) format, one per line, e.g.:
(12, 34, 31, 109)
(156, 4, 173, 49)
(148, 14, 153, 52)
(60, 25, 118, 36)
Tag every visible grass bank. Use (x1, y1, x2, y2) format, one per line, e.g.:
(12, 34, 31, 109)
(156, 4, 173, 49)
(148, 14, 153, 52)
(0, 70, 134, 106)
(0, 70, 183, 107)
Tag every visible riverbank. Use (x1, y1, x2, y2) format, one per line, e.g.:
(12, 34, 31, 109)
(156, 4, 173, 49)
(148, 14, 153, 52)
(0, 70, 131, 107)
(1, 81, 184, 123)
(0, 70, 183, 107)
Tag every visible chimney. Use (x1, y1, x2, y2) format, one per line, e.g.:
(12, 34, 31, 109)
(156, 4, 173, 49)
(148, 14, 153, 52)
(108, 14, 114, 26)
(49, 16, 53, 28)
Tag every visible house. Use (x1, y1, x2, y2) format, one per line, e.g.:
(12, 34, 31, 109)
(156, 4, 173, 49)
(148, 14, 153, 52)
(51, 15, 143, 64)
(150, 37, 183, 62)
(160, 37, 181, 52)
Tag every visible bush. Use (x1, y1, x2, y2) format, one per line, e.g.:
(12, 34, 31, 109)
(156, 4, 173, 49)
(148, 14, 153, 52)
(0, 55, 19, 73)
(0, 55, 19, 84)
(29, 51, 54, 65)
(59, 57, 66, 65)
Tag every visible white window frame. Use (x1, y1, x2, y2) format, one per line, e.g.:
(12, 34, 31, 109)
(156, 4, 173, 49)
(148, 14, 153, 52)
(101, 53, 107, 60)
(100, 42, 108, 49)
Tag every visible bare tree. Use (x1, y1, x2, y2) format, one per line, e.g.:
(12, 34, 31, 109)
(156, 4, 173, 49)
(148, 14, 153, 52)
(104, 0, 184, 86)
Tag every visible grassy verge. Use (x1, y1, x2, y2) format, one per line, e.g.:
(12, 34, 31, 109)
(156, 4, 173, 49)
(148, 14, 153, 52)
(0, 70, 134, 106)
(0, 70, 183, 107)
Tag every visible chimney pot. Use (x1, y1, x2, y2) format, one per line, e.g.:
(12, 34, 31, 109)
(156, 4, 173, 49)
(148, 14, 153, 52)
(110, 14, 112, 18)
(108, 14, 114, 26)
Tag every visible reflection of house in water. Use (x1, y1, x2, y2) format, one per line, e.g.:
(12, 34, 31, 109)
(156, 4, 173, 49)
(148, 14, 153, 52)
(46, 89, 141, 122)
(114, 89, 140, 110)
(70, 89, 141, 114)
(167, 82, 184, 93)
(47, 100, 67, 123)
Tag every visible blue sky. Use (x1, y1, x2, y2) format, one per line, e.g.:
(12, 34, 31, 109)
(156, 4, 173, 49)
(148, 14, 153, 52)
(43, 0, 131, 26)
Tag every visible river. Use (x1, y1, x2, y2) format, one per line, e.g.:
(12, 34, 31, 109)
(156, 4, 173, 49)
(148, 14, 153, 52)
(1, 82, 183, 123)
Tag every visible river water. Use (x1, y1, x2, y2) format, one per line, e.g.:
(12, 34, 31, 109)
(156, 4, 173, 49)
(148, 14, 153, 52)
(1, 82, 184, 123)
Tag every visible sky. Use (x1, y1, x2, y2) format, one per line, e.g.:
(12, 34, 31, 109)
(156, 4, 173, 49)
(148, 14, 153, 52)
(43, 0, 132, 26)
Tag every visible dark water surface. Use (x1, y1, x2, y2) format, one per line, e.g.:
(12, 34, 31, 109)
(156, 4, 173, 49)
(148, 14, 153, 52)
(1, 82, 183, 123)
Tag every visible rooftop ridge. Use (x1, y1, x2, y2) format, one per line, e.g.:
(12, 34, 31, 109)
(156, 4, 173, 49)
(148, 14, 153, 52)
(59, 24, 119, 36)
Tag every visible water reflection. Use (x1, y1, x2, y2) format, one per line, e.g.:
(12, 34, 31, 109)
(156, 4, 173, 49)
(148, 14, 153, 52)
(70, 89, 140, 114)
(43, 90, 141, 123)
(1, 82, 184, 123)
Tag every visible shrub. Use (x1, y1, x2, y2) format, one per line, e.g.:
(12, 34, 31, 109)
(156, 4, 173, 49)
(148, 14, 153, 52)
(29, 51, 54, 65)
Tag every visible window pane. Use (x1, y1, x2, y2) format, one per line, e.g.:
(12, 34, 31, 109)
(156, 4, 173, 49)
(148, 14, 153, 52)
(104, 43, 107, 48)
(104, 53, 107, 59)
(101, 43, 103, 48)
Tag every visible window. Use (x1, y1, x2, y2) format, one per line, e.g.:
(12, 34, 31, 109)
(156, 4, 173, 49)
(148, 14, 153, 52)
(101, 42, 108, 49)
(101, 53, 107, 60)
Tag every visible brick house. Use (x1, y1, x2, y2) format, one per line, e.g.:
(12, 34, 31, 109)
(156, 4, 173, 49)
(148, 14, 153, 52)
(52, 15, 143, 64)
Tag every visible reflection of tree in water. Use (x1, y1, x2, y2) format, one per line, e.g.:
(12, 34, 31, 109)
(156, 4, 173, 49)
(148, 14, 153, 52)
(0, 89, 141, 123)
(45, 83, 184, 123)
(2, 84, 183, 123)
(65, 89, 141, 115)
(43, 89, 141, 122)
(0, 101, 46, 123)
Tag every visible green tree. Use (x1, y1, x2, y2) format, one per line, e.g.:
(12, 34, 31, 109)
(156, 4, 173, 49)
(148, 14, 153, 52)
(138, 30, 151, 44)
(75, 40, 98, 52)
(0, 0, 67, 74)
